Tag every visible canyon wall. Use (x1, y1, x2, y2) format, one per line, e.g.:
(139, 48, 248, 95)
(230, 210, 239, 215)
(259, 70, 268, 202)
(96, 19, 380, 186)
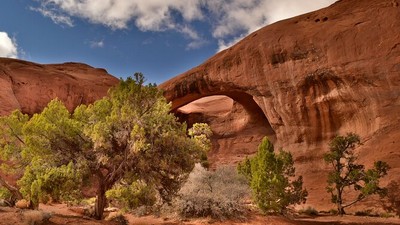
(0, 58, 119, 116)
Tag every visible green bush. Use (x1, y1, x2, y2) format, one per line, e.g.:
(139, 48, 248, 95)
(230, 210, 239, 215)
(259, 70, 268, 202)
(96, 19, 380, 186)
(175, 164, 250, 220)
(106, 181, 157, 211)
(0, 186, 12, 200)
(238, 137, 307, 214)
(0, 187, 12, 206)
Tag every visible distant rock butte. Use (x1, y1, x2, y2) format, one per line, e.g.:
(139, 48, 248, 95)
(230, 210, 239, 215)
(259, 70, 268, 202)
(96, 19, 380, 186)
(0, 58, 119, 116)
(161, 0, 400, 211)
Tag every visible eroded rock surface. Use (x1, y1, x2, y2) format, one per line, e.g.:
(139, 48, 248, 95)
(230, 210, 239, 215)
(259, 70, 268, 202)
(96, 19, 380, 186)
(161, 0, 400, 211)
(0, 58, 119, 116)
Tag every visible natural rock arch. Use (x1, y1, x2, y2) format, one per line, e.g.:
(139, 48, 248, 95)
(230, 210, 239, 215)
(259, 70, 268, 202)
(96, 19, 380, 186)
(164, 75, 276, 163)
(160, 0, 400, 210)
(160, 0, 400, 150)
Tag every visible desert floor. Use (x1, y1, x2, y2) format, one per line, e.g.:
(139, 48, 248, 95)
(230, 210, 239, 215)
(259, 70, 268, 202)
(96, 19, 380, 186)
(1, 204, 400, 225)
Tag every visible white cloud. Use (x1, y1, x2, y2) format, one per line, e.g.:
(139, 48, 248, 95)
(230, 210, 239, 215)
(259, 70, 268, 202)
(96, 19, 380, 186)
(32, 0, 337, 51)
(89, 40, 104, 48)
(0, 32, 18, 58)
(34, 0, 202, 30)
(30, 6, 74, 27)
(178, 25, 207, 50)
(209, 0, 337, 51)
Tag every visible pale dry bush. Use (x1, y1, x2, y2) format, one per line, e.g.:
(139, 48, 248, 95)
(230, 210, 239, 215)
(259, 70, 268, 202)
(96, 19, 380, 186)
(174, 164, 250, 220)
(22, 210, 52, 225)
(105, 211, 128, 225)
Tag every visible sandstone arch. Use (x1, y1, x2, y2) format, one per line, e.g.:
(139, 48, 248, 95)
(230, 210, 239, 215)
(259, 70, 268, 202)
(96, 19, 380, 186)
(175, 93, 276, 165)
(160, 0, 400, 210)
(172, 88, 276, 138)
(160, 0, 400, 150)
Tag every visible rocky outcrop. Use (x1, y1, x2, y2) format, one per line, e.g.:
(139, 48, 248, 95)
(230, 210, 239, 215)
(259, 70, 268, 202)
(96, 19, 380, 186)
(0, 58, 119, 116)
(161, 0, 400, 211)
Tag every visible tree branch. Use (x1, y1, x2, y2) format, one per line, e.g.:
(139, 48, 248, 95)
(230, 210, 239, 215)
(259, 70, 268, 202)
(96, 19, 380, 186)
(5, 124, 25, 145)
(0, 174, 23, 200)
(343, 195, 366, 209)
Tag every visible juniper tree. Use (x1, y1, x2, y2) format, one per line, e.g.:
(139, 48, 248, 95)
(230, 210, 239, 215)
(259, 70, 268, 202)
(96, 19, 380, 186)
(238, 137, 307, 214)
(324, 133, 389, 215)
(0, 73, 207, 219)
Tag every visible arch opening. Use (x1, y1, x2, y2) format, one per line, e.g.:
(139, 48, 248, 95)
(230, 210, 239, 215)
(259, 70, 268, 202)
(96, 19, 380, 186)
(175, 93, 276, 165)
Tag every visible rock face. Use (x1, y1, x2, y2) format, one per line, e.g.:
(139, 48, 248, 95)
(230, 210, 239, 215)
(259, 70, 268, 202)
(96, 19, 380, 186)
(160, 0, 400, 211)
(0, 58, 119, 116)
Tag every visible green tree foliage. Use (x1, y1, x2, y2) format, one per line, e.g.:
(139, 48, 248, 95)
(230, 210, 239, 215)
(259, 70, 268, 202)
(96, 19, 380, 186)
(106, 180, 156, 211)
(0, 110, 29, 203)
(17, 162, 85, 208)
(188, 123, 213, 168)
(188, 123, 213, 149)
(238, 137, 307, 214)
(12, 98, 90, 209)
(0, 73, 206, 219)
(323, 133, 390, 215)
(72, 74, 201, 219)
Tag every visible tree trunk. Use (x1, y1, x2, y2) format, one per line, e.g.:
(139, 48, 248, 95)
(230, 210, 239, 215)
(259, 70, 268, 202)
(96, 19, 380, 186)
(94, 183, 107, 220)
(337, 202, 345, 215)
(29, 199, 39, 210)
(93, 171, 107, 220)
(337, 188, 345, 216)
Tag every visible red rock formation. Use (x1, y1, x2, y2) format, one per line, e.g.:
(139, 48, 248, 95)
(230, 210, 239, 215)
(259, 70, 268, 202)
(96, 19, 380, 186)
(161, 0, 400, 211)
(0, 58, 119, 116)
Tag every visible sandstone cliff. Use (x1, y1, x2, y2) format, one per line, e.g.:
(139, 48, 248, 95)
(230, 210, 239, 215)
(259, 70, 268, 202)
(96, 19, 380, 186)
(0, 58, 119, 116)
(161, 0, 400, 211)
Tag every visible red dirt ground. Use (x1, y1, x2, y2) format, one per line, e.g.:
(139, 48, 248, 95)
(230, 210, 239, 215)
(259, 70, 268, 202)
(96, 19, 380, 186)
(1, 204, 399, 225)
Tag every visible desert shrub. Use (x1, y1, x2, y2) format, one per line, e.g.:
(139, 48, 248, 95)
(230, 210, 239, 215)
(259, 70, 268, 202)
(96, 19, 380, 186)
(329, 209, 338, 215)
(354, 209, 379, 217)
(379, 212, 394, 218)
(175, 164, 250, 220)
(188, 123, 213, 168)
(132, 205, 152, 217)
(106, 180, 157, 211)
(299, 206, 318, 216)
(22, 210, 52, 225)
(105, 211, 128, 225)
(238, 137, 307, 214)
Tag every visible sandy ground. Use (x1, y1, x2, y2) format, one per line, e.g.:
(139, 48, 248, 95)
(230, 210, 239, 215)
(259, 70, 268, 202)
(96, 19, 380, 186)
(1, 204, 400, 225)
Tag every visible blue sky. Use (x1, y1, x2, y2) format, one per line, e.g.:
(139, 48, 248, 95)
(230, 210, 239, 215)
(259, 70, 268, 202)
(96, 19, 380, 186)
(0, 0, 336, 84)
